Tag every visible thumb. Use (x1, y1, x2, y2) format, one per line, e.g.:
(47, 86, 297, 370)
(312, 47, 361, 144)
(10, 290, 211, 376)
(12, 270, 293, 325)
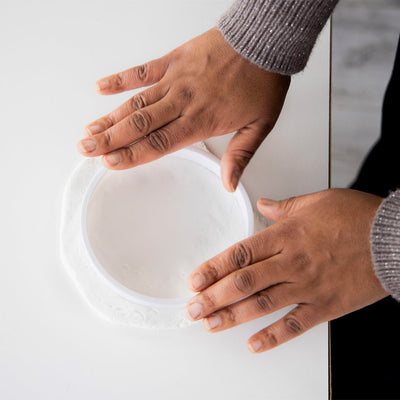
(220, 124, 267, 192)
(257, 190, 330, 221)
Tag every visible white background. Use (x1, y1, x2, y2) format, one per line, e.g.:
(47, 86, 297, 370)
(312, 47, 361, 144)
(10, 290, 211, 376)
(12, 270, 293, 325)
(0, 0, 330, 398)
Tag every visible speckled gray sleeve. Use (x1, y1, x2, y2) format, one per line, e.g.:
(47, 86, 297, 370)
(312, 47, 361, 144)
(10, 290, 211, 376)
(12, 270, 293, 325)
(218, 0, 338, 75)
(371, 190, 400, 301)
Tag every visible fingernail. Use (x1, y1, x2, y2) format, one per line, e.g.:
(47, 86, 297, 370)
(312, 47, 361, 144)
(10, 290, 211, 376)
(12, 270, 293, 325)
(258, 198, 278, 206)
(230, 169, 241, 192)
(191, 273, 206, 290)
(204, 315, 221, 330)
(186, 302, 202, 320)
(104, 152, 121, 166)
(79, 138, 97, 153)
(96, 79, 110, 90)
(249, 340, 263, 353)
(86, 124, 103, 135)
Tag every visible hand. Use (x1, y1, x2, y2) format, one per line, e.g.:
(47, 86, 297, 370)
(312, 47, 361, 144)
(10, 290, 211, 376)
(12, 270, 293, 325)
(185, 189, 388, 353)
(77, 28, 290, 192)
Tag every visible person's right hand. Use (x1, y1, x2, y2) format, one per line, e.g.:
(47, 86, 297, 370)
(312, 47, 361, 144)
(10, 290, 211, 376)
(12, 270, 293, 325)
(77, 27, 290, 192)
(185, 189, 387, 352)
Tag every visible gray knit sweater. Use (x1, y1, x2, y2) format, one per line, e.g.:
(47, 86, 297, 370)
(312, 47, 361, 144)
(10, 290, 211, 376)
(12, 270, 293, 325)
(218, 0, 400, 300)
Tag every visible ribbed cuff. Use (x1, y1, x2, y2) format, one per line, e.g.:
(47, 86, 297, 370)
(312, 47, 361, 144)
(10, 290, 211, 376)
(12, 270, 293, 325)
(218, 0, 338, 75)
(371, 190, 400, 301)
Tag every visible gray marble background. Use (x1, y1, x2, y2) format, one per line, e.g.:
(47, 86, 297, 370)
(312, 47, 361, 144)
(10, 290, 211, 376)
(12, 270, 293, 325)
(331, 0, 400, 188)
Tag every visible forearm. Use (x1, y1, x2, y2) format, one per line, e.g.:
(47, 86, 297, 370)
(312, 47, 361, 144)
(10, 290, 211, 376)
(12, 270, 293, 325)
(218, 0, 339, 74)
(371, 189, 400, 301)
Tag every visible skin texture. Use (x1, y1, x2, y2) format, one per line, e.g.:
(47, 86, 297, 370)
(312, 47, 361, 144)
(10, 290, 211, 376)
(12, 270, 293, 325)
(185, 189, 388, 353)
(77, 28, 290, 192)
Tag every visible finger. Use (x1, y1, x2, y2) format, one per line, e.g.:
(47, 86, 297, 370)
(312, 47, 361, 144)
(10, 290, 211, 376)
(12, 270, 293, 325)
(78, 97, 180, 157)
(101, 116, 200, 169)
(185, 255, 286, 321)
(247, 304, 321, 353)
(257, 190, 331, 222)
(202, 283, 296, 332)
(84, 85, 168, 136)
(95, 57, 169, 95)
(187, 226, 282, 292)
(220, 122, 268, 192)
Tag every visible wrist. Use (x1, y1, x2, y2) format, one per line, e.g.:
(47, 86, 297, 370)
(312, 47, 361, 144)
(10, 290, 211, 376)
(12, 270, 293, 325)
(371, 190, 400, 301)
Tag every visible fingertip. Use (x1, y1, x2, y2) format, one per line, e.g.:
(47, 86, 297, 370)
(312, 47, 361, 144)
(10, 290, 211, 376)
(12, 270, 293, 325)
(247, 341, 255, 353)
(257, 198, 277, 209)
(221, 176, 235, 193)
(186, 279, 198, 293)
(185, 302, 202, 322)
(184, 307, 195, 322)
(203, 314, 221, 332)
(101, 155, 111, 169)
(220, 166, 241, 193)
(203, 318, 212, 331)
(77, 138, 97, 154)
(95, 81, 104, 93)
(95, 79, 110, 93)
(247, 339, 264, 354)
(101, 153, 121, 169)
(220, 167, 233, 193)
(84, 127, 92, 137)
(77, 141, 85, 155)
(187, 272, 206, 292)
(84, 124, 103, 136)
(186, 273, 195, 292)
(230, 168, 242, 192)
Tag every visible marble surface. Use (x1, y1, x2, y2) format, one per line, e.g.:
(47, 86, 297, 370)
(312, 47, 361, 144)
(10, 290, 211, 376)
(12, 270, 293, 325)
(331, 0, 400, 188)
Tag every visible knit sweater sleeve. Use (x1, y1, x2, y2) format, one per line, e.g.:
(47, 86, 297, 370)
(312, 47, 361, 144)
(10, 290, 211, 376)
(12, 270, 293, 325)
(218, 0, 339, 75)
(371, 190, 400, 301)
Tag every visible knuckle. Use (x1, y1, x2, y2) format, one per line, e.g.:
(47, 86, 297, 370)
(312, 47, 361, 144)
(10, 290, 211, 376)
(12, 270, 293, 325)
(284, 316, 303, 335)
(205, 261, 219, 283)
(265, 331, 278, 347)
(257, 330, 278, 349)
(129, 112, 150, 134)
(261, 120, 273, 134)
(201, 293, 216, 309)
(292, 251, 312, 268)
(114, 73, 123, 89)
(147, 129, 170, 153)
(179, 87, 195, 102)
(231, 148, 255, 168)
(125, 145, 135, 163)
(255, 290, 274, 313)
(231, 243, 252, 270)
(282, 197, 299, 217)
(254, 116, 276, 137)
(233, 269, 255, 293)
(221, 307, 236, 324)
(131, 94, 146, 111)
(265, 331, 279, 347)
(279, 219, 301, 242)
(136, 63, 148, 82)
(105, 116, 115, 127)
(102, 131, 112, 148)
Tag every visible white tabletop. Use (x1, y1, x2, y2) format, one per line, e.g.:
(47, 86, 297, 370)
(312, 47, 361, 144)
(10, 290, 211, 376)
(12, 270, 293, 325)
(0, 1, 330, 399)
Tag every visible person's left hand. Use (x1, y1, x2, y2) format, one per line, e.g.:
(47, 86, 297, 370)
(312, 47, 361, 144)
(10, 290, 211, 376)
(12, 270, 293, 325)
(185, 188, 388, 353)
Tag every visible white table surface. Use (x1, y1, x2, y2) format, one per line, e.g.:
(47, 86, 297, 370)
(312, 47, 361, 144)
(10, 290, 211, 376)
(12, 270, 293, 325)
(0, 0, 330, 398)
